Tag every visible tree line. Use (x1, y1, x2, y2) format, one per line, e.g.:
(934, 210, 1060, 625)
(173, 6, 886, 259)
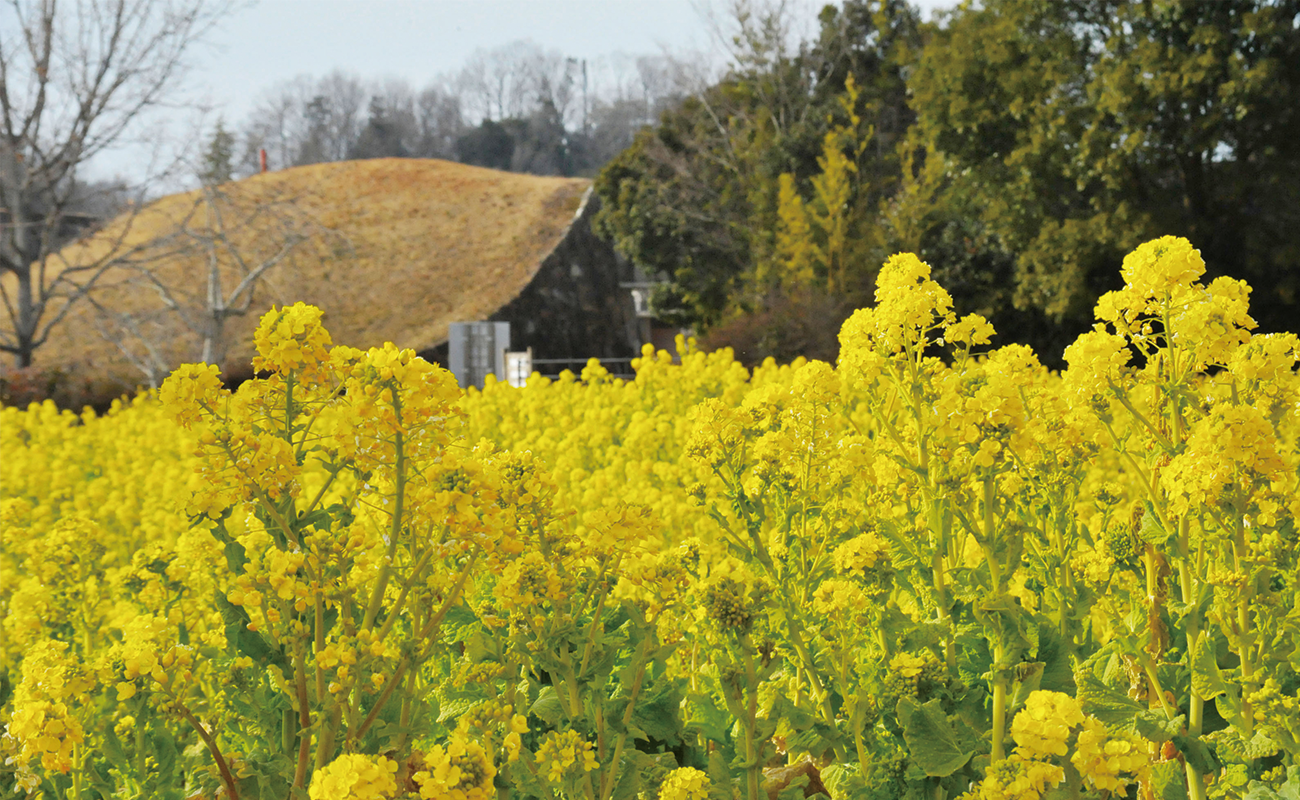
(213, 43, 693, 181)
(592, 0, 1300, 366)
(7, 0, 1300, 376)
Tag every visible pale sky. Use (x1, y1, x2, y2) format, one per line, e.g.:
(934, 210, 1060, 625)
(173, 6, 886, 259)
(94, 0, 954, 184)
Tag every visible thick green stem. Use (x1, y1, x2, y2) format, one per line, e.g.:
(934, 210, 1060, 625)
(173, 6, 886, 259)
(1175, 516, 1208, 800)
(282, 708, 296, 757)
(1231, 516, 1255, 735)
(742, 641, 762, 800)
(315, 705, 343, 772)
(393, 666, 419, 757)
(135, 703, 147, 784)
(1186, 692, 1207, 800)
(599, 637, 654, 800)
(781, 603, 849, 762)
(991, 644, 1007, 763)
(362, 386, 405, 633)
(292, 650, 312, 789)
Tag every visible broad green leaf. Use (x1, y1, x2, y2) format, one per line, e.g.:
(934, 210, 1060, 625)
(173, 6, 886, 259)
(774, 773, 812, 800)
(1035, 616, 1076, 695)
(1076, 668, 1143, 731)
(685, 692, 732, 744)
(1209, 728, 1280, 761)
(1134, 711, 1184, 743)
(436, 688, 484, 724)
(1191, 634, 1228, 701)
(1139, 504, 1169, 545)
(530, 686, 564, 727)
(631, 678, 685, 744)
(610, 750, 656, 800)
(1172, 735, 1221, 775)
(708, 750, 735, 800)
(1009, 662, 1045, 713)
(896, 697, 974, 777)
(1150, 759, 1189, 800)
(1244, 767, 1300, 800)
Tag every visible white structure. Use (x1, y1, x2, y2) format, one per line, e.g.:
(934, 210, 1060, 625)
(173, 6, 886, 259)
(504, 349, 533, 388)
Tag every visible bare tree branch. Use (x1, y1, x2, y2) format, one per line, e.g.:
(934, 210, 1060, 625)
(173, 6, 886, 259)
(89, 179, 347, 375)
(1, 0, 234, 367)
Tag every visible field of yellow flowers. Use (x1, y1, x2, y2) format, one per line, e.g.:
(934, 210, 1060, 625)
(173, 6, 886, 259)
(1, 237, 1297, 800)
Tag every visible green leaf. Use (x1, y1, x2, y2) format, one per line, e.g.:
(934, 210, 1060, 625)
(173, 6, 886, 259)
(685, 692, 732, 744)
(151, 730, 179, 788)
(1139, 504, 1169, 546)
(896, 697, 973, 778)
(210, 518, 247, 573)
(975, 594, 1035, 662)
(1150, 759, 1189, 800)
(529, 686, 564, 727)
(631, 679, 684, 744)
(774, 773, 812, 800)
(707, 750, 735, 800)
(1244, 767, 1300, 800)
(902, 621, 949, 651)
(299, 502, 352, 533)
(436, 688, 485, 724)
(1134, 711, 1184, 743)
(610, 751, 656, 800)
(1208, 728, 1280, 761)
(1191, 634, 1228, 701)
(820, 763, 867, 800)
(1172, 735, 1220, 775)
(214, 590, 287, 668)
(1034, 616, 1076, 695)
(1009, 662, 1044, 713)
(101, 725, 128, 766)
(1075, 667, 1143, 731)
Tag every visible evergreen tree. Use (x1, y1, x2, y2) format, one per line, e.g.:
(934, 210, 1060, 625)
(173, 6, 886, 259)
(906, 0, 1300, 333)
(199, 118, 236, 185)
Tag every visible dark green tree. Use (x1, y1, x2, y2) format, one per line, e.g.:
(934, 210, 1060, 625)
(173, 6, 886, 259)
(456, 119, 515, 171)
(199, 118, 236, 185)
(905, 0, 1300, 330)
(592, 0, 921, 332)
(348, 98, 411, 160)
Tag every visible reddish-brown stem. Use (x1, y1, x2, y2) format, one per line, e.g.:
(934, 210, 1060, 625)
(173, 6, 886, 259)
(178, 705, 240, 800)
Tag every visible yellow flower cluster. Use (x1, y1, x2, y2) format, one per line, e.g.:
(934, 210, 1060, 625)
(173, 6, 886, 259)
(966, 755, 1065, 800)
(3, 235, 1299, 800)
(308, 753, 400, 800)
(1163, 405, 1285, 514)
(812, 579, 869, 617)
(969, 693, 1153, 800)
(536, 729, 598, 785)
(3, 640, 89, 774)
(1070, 718, 1149, 792)
(659, 766, 712, 800)
(413, 736, 497, 800)
(832, 531, 889, 576)
(1010, 691, 1084, 758)
(253, 302, 334, 379)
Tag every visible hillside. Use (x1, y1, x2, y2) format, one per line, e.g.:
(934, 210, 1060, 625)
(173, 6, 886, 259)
(4, 158, 590, 397)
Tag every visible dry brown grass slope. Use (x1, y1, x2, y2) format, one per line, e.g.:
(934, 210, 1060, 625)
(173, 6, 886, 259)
(5, 158, 589, 395)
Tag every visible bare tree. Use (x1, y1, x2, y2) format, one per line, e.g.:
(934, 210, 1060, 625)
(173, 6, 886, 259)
(457, 41, 554, 123)
(413, 80, 464, 159)
(88, 180, 344, 386)
(240, 76, 310, 172)
(0, 0, 233, 367)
